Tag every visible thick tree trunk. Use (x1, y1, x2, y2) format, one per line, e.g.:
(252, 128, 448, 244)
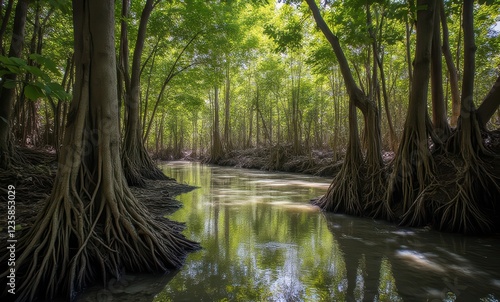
(3, 1, 198, 300)
(0, 0, 29, 169)
(386, 0, 436, 222)
(315, 100, 363, 214)
(306, 0, 384, 214)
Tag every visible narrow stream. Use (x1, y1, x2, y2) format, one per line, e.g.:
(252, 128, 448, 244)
(80, 161, 500, 301)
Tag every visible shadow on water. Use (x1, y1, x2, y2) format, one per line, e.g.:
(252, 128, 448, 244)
(79, 162, 500, 301)
(322, 213, 500, 301)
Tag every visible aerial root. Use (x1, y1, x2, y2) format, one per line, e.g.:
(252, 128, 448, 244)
(363, 167, 389, 219)
(434, 157, 498, 233)
(7, 176, 199, 301)
(314, 158, 362, 215)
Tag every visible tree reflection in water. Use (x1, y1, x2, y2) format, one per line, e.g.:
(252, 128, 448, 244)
(149, 163, 499, 302)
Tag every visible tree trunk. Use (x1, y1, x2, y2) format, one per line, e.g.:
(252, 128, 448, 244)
(306, 0, 383, 214)
(431, 3, 450, 140)
(440, 0, 460, 127)
(4, 1, 198, 300)
(210, 85, 224, 163)
(122, 0, 168, 186)
(0, 0, 14, 55)
(0, 0, 29, 169)
(405, 14, 413, 86)
(386, 0, 436, 223)
(224, 62, 232, 150)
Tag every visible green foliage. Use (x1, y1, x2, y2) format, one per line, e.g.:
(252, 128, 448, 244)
(0, 55, 71, 101)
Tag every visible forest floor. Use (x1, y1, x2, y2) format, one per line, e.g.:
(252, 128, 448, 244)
(0, 147, 196, 242)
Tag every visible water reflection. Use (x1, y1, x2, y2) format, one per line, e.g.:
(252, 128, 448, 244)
(78, 162, 500, 301)
(154, 162, 500, 302)
(322, 213, 500, 301)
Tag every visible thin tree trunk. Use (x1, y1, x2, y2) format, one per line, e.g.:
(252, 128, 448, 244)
(367, 5, 397, 151)
(405, 15, 413, 86)
(0, 0, 14, 55)
(431, 3, 450, 140)
(224, 62, 232, 150)
(306, 0, 383, 214)
(210, 85, 224, 163)
(0, 0, 29, 169)
(122, 0, 168, 186)
(440, 0, 460, 127)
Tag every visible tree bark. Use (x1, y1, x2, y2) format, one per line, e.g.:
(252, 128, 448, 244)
(0, 0, 14, 55)
(122, 0, 168, 186)
(210, 85, 224, 163)
(431, 2, 450, 140)
(306, 0, 383, 214)
(224, 61, 232, 150)
(440, 0, 460, 127)
(0, 0, 29, 169)
(386, 0, 436, 221)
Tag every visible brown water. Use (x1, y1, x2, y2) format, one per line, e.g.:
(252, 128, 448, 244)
(79, 161, 500, 301)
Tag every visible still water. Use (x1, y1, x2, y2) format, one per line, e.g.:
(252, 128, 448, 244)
(81, 161, 500, 301)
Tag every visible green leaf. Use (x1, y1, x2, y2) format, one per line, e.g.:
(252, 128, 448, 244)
(45, 82, 71, 100)
(9, 57, 27, 66)
(0, 70, 12, 77)
(2, 79, 17, 89)
(0, 55, 13, 65)
(6, 65, 21, 74)
(22, 65, 50, 81)
(24, 84, 45, 100)
(29, 54, 60, 75)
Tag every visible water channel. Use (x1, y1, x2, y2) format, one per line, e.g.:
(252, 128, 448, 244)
(80, 161, 500, 301)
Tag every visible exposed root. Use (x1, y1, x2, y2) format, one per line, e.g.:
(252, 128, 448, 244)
(3, 174, 199, 301)
(433, 113, 500, 233)
(433, 154, 499, 233)
(363, 167, 389, 218)
(436, 174, 493, 234)
(314, 155, 363, 215)
(385, 126, 435, 222)
(399, 183, 441, 227)
(362, 106, 387, 217)
(122, 142, 172, 187)
(314, 101, 364, 215)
